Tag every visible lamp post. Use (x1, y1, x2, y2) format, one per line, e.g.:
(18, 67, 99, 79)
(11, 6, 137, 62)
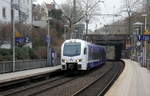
(142, 14, 147, 67)
(11, 0, 16, 71)
(38, 18, 52, 66)
(85, 14, 89, 41)
(133, 22, 143, 65)
(46, 17, 52, 66)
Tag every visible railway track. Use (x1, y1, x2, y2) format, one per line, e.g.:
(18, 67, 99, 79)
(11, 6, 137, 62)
(0, 61, 124, 96)
(0, 72, 79, 96)
(28, 75, 80, 96)
(30, 61, 115, 96)
(72, 61, 124, 96)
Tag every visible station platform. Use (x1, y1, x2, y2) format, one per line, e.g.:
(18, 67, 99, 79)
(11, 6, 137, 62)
(0, 65, 61, 84)
(105, 59, 150, 96)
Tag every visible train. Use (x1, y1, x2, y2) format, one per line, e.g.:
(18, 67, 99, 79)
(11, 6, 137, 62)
(61, 39, 106, 71)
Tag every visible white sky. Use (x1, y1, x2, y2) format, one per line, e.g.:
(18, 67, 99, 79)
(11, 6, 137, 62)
(89, 0, 122, 31)
(34, 0, 64, 5)
(34, 0, 123, 31)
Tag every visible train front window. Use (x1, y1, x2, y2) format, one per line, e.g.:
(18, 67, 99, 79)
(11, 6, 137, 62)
(63, 43, 81, 56)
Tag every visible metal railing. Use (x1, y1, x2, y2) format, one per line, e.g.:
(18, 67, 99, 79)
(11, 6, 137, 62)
(0, 59, 49, 74)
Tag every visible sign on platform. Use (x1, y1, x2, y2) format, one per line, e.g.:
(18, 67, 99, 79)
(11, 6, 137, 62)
(144, 30, 150, 35)
(138, 35, 150, 41)
(16, 32, 23, 38)
(15, 37, 26, 43)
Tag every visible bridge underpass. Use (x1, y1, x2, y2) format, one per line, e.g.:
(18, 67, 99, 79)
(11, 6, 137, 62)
(87, 34, 129, 60)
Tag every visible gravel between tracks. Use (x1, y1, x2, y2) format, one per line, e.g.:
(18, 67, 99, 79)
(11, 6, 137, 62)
(32, 61, 114, 96)
(74, 61, 124, 96)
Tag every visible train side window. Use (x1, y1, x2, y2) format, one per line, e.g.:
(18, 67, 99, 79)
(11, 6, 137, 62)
(84, 48, 87, 55)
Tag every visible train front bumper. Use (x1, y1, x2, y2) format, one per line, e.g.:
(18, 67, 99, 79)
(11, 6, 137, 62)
(61, 63, 82, 70)
(61, 58, 83, 70)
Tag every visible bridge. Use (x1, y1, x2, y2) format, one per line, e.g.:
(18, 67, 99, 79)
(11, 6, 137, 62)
(87, 34, 130, 60)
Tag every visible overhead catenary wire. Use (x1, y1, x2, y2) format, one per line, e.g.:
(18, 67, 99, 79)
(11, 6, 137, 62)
(42, 0, 104, 31)
(50, 0, 104, 24)
(73, 0, 104, 24)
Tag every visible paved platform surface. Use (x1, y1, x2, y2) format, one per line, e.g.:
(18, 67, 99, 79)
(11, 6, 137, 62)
(105, 59, 150, 96)
(0, 65, 61, 84)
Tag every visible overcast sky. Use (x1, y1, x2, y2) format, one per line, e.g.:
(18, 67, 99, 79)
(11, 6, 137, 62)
(34, 0, 123, 31)
(89, 0, 122, 31)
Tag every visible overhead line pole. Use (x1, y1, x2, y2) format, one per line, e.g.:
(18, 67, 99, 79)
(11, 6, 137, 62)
(46, 0, 52, 66)
(72, 0, 76, 39)
(11, 0, 16, 72)
(85, 0, 89, 41)
(144, 0, 149, 67)
(18, 0, 21, 22)
(73, 0, 76, 23)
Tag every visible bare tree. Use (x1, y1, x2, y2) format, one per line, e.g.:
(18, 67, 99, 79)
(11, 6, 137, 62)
(77, 0, 101, 22)
(121, 0, 143, 34)
(61, 0, 102, 27)
(0, 23, 12, 43)
(61, 0, 83, 28)
(120, 0, 143, 58)
(61, 0, 102, 39)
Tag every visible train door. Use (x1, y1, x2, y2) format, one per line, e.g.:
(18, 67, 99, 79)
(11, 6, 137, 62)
(83, 46, 88, 70)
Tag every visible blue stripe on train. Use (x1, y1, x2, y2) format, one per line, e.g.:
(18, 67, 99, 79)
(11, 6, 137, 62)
(87, 60, 105, 69)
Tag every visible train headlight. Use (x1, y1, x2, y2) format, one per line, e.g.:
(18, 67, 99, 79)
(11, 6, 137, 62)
(76, 59, 82, 62)
(62, 59, 68, 63)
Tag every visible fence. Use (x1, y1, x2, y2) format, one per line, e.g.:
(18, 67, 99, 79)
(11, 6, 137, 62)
(0, 59, 51, 74)
(147, 59, 150, 70)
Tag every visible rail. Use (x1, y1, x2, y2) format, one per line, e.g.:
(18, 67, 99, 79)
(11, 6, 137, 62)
(72, 61, 124, 96)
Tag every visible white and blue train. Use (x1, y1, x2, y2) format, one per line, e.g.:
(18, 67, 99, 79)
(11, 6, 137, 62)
(61, 39, 106, 70)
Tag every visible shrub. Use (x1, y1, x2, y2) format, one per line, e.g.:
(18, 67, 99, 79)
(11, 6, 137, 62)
(15, 47, 30, 60)
(0, 47, 39, 61)
(0, 49, 12, 61)
(33, 47, 47, 59)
